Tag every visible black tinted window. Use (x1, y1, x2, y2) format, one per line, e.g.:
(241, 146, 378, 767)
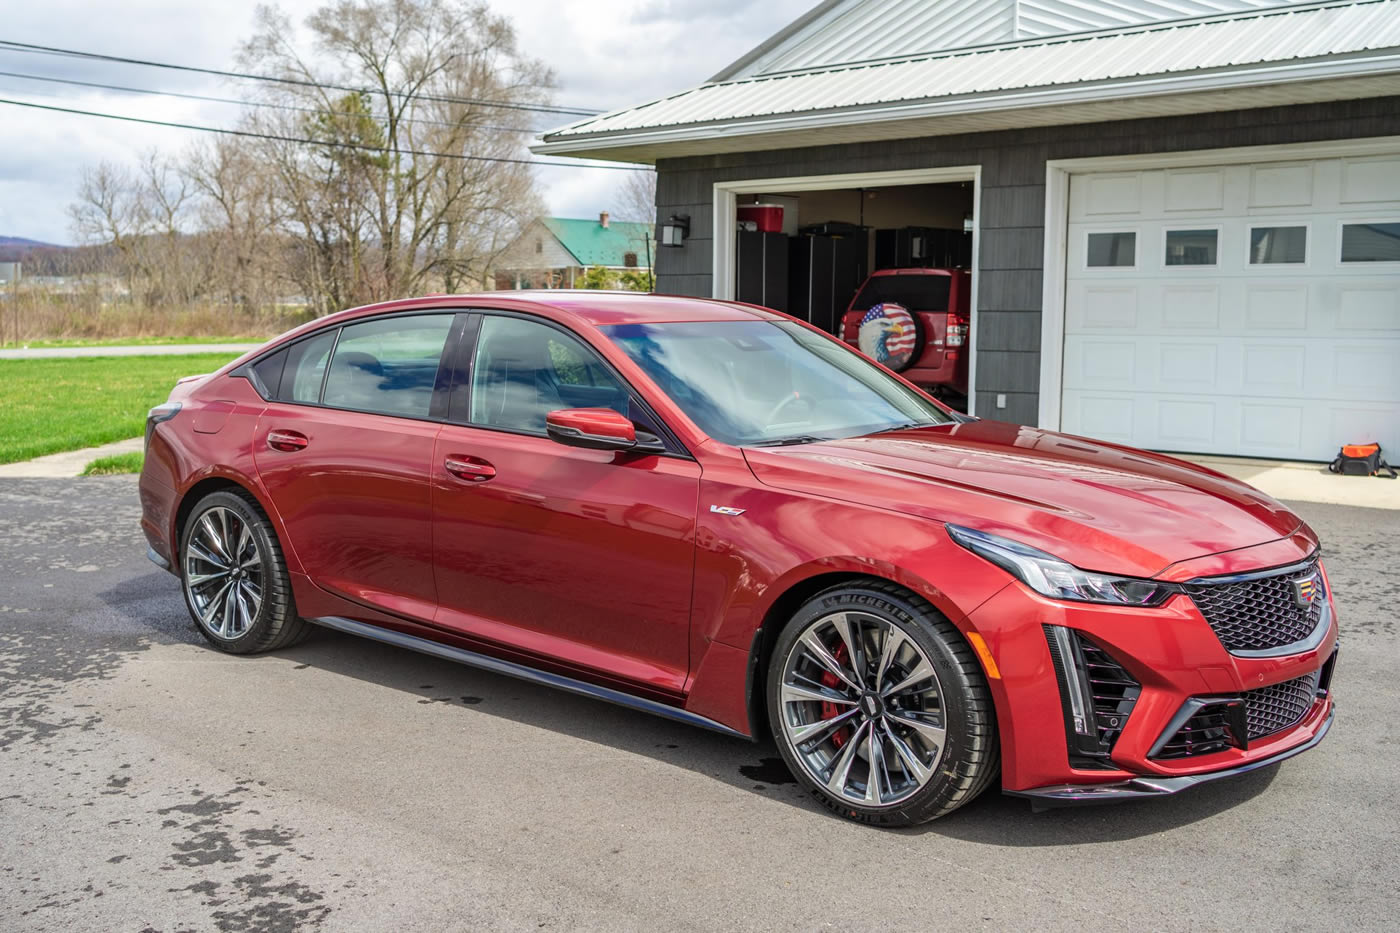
(248, 348, 287, 399)
(283, 331, 337, 403)
(322, 315, 454, 418)
(851, 275, 950, 311)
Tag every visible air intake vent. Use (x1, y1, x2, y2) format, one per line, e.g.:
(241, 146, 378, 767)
(1043, 625, 1140, 766)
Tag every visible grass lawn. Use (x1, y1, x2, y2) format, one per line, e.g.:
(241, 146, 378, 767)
(83, 451, 145, 475)
(2, 335, 264, 349)
(0, 353, 240, 464)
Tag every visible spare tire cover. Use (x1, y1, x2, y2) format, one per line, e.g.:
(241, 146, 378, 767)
(855, 302, 924, 372)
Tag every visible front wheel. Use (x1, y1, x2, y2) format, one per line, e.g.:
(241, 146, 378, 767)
(766, 581, 999, 826)
(179, 489, 308, 654)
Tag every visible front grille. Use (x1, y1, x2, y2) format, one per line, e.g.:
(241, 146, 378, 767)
(1153, 669, 1322, 759)
(1244, 670, 1321, 740)
(1183, 561, 1324, 653)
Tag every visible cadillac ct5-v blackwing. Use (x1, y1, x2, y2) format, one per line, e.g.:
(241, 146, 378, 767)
(140, 292, 1336, 825)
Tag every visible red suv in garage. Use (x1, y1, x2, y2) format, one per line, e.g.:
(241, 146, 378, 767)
(140, 291, 1336, 826)
(840, 268, 970, 400)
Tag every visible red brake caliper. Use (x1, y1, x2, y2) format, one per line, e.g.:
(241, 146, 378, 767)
(820, 641, 851, 748)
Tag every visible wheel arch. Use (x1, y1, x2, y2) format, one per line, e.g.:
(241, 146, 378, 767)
(742, 565, 998, 743)
(172, 470, 301, 575)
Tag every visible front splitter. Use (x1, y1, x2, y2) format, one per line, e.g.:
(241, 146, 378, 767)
(1007, 707, 1333, 807)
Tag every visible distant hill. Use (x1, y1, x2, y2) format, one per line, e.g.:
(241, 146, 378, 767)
(0, 236, 64, 248)
(0, 237, 73, 264)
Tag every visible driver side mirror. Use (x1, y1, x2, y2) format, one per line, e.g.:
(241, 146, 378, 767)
(546, 408, 638, 451)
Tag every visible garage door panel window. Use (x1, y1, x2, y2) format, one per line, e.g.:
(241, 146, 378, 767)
(1165, 229, 1218, 267)
(1087, 232, 1136, 268)
(1249, 226, 1307, 265)
(1340, 222, 1400, 263)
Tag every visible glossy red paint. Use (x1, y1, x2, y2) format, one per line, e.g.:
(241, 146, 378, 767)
(545, 407, 637, 448)
(140, 290, 1337, 797)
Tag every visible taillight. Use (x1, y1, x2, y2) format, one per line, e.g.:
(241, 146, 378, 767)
(145, 402, 182, 451)
(946, 314, 969, 347)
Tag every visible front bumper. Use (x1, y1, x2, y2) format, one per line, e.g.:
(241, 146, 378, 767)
(1008, 706, 1333, 805)
(966, 552, 1338, 795)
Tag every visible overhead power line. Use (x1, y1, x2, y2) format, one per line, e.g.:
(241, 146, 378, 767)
(0, 96, 647, 171)
(0, 38, 604, 117)
(0, 68, 538, 133)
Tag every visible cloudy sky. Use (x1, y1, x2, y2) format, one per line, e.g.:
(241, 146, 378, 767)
(0, 0, 814, 245)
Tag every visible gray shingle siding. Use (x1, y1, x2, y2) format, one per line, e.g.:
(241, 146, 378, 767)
(653, 95, 1400, 423)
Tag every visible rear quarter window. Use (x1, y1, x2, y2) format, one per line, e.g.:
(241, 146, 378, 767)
(851, 275, 951, 311)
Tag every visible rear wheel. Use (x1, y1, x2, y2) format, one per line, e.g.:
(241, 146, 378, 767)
(179, 490, 308, 654)
(766, 581, 999, 826)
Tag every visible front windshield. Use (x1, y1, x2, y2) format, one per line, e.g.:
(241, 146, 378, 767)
(601, 320, 953, 446)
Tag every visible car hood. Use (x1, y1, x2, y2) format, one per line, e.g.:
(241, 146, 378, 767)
(741, 420, 1304, 578)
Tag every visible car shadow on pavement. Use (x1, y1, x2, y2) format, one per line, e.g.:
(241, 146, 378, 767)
(228, 622, 1281, 844)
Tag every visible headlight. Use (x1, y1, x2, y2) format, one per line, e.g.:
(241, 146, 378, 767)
(945, 524, 1177, 606)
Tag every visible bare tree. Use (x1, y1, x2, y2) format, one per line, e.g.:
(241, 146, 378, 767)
(184, 137, 282, 313)
(616, 169, 657, 224)
(68, 161, 146, 298)
(239, 0, 554, 311)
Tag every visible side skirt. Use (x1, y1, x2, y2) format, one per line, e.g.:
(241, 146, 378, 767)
(307, 616, 749, 740)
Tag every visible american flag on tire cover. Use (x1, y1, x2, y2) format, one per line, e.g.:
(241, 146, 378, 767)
(858, 303, 918, 368)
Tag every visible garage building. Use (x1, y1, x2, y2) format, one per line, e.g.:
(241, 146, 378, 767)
(533, 0, 1400, 462)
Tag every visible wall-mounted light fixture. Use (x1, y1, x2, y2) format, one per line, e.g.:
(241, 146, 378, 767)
(660, 214, 690, 247)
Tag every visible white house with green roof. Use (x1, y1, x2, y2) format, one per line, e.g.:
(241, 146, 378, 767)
(493, 213, 656, 289)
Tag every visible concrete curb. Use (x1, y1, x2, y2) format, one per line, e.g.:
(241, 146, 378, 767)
(0, 437, 144, 478)
(0, 343, 259, 359)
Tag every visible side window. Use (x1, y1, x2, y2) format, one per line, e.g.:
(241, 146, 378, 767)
(470, 316, 628, 434)
(248, 347, 287, 399)
(322, 315, 455, 418)
(283, 330, 338, 404)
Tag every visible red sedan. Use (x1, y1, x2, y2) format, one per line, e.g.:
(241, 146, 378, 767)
(139, 292, 1336, 826)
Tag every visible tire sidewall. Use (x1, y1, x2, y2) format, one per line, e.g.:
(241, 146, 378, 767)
(179, 491, 281, 652)
(766, 584, 986, 826)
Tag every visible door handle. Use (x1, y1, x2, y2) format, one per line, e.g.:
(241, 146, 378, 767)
(267, 429, 309, 452)
(445, 455, 496, 482)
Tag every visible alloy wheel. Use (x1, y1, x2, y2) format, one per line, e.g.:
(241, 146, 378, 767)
(183, 506, 264, 640)
(778, 611, 947, 807)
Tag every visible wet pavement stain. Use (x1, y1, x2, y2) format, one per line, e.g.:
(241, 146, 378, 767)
(738, 757, 798, 785)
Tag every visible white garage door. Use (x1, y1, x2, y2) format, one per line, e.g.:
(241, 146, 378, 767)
(1061, 154, 1400, 461)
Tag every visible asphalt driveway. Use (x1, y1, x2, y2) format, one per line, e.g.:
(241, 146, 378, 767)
(2, 476, 1397, 931)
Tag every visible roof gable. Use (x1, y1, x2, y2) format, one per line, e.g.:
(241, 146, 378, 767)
(536, 0, 1400, 161)
(714, 0, 1327, 80)
(541, 217, 654, 267)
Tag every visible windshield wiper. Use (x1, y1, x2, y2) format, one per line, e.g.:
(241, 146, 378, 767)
(750, 434, 829, 447)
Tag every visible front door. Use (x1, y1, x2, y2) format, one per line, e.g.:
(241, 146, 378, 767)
(254, 312, 460, 623)
(431, 313, 699, 694)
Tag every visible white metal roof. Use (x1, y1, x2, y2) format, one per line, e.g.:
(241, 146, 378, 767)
(715, 0, 1316, 80)
(535, 0, 1400, 161)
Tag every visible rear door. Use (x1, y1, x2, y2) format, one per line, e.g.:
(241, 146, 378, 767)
(430, 312, 700, 694)
(253, 312, 464, 623)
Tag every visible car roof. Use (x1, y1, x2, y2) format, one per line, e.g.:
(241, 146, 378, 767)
(316, 291, 784, 329)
